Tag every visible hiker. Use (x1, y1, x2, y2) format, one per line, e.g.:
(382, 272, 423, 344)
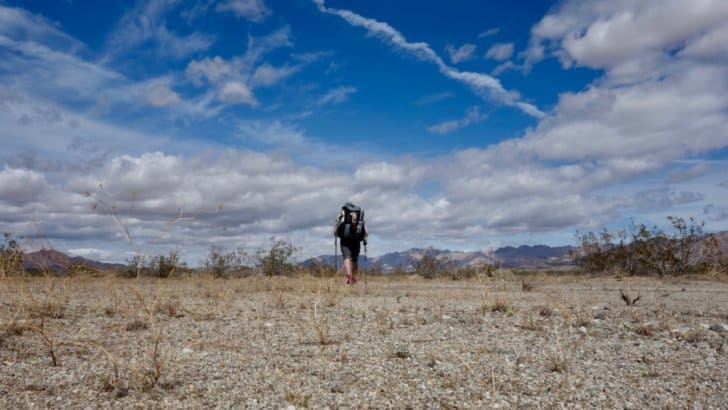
(334, 202, 368, 284)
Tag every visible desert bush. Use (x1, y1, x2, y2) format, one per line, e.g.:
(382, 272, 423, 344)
(150, 251, 185, 278)
(1, 233, 24, 278)
(204, 246, 245, 278)
(411, 250, 450, 279)
(573, 216, 724, 277)
(253, 237, 299, 276)
(308, 260, 337, 277)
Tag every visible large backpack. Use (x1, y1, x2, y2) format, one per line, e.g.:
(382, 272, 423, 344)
(336, 202, 366, 241)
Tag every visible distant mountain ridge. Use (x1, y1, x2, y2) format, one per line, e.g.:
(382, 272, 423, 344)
(23, 249, 124, 273)
(304, 244, 575, 271)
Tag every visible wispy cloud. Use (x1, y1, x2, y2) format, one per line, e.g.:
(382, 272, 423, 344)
(103, 0, 214, 61)
(143, 84, 182, 107)
(318, 86, 357, 106)
(414, 91, 454, 106)
(478, 28, 500, 39)
(485, 42, 514, 61)
(250, 63, 302, 88)
(312, 0, 543, 118)
(216, 0, 271, 22)
(446, 43, 476, 64)
(428, 106, 487, 134)
(185, 26, 301, 105)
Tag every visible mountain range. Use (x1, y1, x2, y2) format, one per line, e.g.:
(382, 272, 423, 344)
(23, 249, 125, 273)
(304, 244, 575, 271)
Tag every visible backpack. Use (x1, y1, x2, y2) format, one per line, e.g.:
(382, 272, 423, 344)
(336, 202, 366, 241)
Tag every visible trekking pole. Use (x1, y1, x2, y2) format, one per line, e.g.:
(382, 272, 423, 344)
(364, 242, 368, 287)
(334, 236, 338, 273)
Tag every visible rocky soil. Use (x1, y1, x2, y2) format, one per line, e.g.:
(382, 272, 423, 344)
(1, 273, 727, 408)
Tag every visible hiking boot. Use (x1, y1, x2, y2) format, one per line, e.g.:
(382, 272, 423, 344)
(350, 275, 357, 284)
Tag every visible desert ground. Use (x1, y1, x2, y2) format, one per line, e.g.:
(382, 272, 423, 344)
(1, 272, 727, 409)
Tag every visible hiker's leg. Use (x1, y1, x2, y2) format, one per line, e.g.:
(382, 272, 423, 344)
(343, 258, 353, 284)
(351, 259, 358, 284)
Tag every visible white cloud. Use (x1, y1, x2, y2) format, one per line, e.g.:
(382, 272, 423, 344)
(0, 167, 48, 205)
(485, 42, 514, 61)
(185, 26, 299, 105)
(186, 56, 235, 86)
(0, 5, 221, 121)
(318, 86, 357, 106)
(216, 0, 271, 22)
(446, 43, 476, 64)
(236, 120, 306, 145)
(219, 81, 258, 106)
(428, 106, 487, 134)
(526, 0, 728, 81)
(313, 1, 544, 118)
(103, 0, 213, 60)
(144, 84, 182, 107)
(478, 28, 500, 39)
(250, 63, 301, 88)
(0, 5, 84, 52)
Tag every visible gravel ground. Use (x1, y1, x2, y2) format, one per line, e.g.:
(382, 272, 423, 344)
(1, 273, 727, 409)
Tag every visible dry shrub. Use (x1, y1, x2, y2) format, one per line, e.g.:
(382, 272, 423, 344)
(126, 319, 148, 332)
(538, 306, 553, 317)
(521, 278, 535, 292)
(490, 297, 510, 313)
(635, 324, 656, 337)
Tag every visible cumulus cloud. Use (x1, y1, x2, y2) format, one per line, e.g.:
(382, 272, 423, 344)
(216, 0, 270, 22)
(312, 0, 543, 118)
(446, 43, 476, 64)
(525, 0, 728, 81)
(144, 84, 182, 107)
(318, 86, 357, 106)
(485, 42, 514, 61)
(219, 81, 258, 106)
(0, 167, 48, 205)
(427, 106, 487, 134)
(185, 26, 304, 105)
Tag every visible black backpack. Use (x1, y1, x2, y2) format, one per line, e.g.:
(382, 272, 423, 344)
(336, 202, 366, 241)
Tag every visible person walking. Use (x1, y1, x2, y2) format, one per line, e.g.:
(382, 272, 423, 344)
(334, 202, 368, 284)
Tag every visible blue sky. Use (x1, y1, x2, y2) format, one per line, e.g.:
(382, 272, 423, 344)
(1, 0, 728, 264)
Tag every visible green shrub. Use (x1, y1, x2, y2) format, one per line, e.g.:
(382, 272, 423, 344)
(204, 246, 244, 278)
(0, 233, 24, 278)
(254, 237, 299, 276)
(573, 216, 724, 276)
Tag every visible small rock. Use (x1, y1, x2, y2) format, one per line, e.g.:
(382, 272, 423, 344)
(594, 312, 607, 320)
(708, 324, 725, 333)
(578, 326, 588, 336)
